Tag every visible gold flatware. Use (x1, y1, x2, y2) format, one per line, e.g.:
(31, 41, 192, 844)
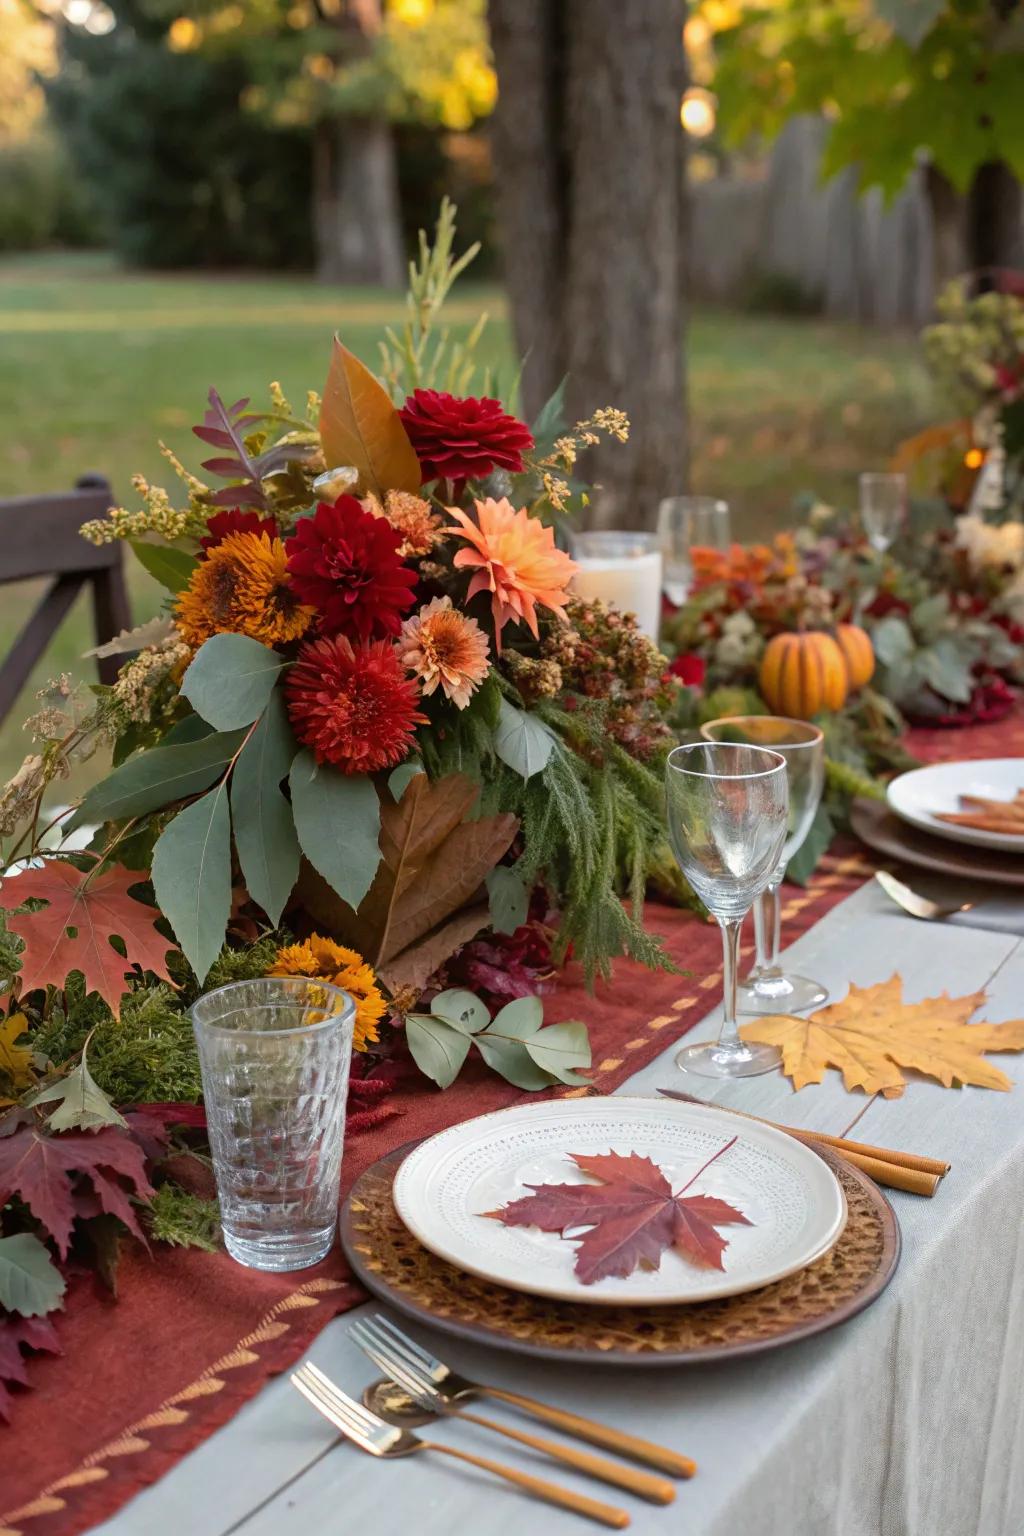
(875, 870, 974, 922)
(348, 1313, 696, 1479)
(351, 1319, 675, 1504)
(291, 1361, 630, 1529)
(657, 1088, 949, 1196)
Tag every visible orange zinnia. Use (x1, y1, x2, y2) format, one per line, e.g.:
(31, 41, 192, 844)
(445, 497, 577, 650)
(175, 531, 314, 649)
(397, 596, 490, 709)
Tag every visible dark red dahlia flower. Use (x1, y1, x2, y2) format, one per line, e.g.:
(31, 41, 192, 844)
(285, 635, 426, 773)
(200, 508, 279, 554)
(399, 389, 534, 486)
(285, 496, 417, 640)
(666, 652, 706, 688)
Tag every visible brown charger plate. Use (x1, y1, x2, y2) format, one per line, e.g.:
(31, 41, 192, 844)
(851, 797, 1024, 888)
(339, 1138, 900, 1368)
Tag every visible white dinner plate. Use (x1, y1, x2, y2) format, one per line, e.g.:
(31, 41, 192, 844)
(392, 1096, 847, 1306)
(886, 758, 1024, 853)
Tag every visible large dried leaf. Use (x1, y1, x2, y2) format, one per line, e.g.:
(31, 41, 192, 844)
(741, 976, 1024, 1096)
(0, 862, 175, 1017)
(301, 773, 516, 990)
(487, 1145, 751, 1285)
(319, 335, 421, 497)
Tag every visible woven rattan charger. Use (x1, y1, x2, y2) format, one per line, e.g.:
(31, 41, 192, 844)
(340, 1139, 900, 1367)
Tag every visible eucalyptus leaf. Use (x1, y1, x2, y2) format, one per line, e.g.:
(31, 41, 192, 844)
(181, 634, 288, 731)
(430, 988, 490, 1033)
(486, 995, 543, 1039)
(289, 750, 382, 912)
(68, 726, 246, 831)
(494, 699, 556, 780)
(0, 1232, 66, 1317)
(920, 638, 974, 703)
(387, 759, 424, 801)
(871, 616, 915, 667)
(910, 593, 949, 640)
(231, 690, 300, 925)
(405, 1013, 472, 1089)
(486, 866, 529, 936)
(474, 1031, 553, 1090)
(129, 541, 198, 594)
(523, 1019, 592, 1086)
(25, 1048, 127, 1132)
(786, 802, 835, 887)
(151, 782, 232, 983)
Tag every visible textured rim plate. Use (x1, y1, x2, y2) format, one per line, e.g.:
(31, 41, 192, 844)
(887, 759, 1024, 853)
(391, 1097, 846, 1306)
(850, 797, 1024, 887)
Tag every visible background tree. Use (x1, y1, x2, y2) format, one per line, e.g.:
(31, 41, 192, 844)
(488, 0, 689, 529)
(704, 0, 1024, 283)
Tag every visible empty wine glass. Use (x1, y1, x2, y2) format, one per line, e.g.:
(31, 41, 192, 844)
(657, 496, 731, 605)
(665, 741, 788, 1079)
(701, 716, 827, 1014)
(859, 472, 906, 553)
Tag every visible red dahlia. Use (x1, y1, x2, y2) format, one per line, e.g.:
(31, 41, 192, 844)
(200, 509, 279, 554)
(285, 496, 417, 640)
(285, 635, 426, 774)
(399, 389, 534, 486)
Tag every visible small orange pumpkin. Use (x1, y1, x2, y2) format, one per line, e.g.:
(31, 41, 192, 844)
(759, 632, 849, 720)
(836, 622, 875, 691)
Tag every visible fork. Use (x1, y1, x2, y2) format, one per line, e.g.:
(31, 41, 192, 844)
(291, 1361, 630, 1528)
(348, 1313, 696, 1479)
(874, 870, 974, 922)
(350, 1316, 675, 1504)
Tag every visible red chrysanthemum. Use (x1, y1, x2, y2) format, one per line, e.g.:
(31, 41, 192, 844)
(285, 635, 426, 773)
(284, 496, 418, 640)
(200, 508, 279, 554)
(399, 389, 534, 487)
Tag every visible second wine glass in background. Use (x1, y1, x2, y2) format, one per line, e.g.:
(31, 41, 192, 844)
(700, 715, 827, 1014)
(858, 472, 906, 554)
(657, 496, 731, 605)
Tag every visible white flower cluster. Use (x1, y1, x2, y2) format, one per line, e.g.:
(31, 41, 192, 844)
(714, 610, 764, 669)
(953, 512, 1024, 574)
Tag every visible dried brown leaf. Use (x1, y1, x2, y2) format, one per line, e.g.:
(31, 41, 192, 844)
(319, 336, 421, 497)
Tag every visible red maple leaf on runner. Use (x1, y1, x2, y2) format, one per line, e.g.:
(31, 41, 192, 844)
(486, 1139, 751, 1284)
(0, 1315, 60, 1423)
(0, 860, 176, 1017)
(0, 1121, 155, 1258)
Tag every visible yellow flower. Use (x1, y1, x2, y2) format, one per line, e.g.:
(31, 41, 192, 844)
(269, 935, 386, 1052)
(445, 497, 578, 651)
(175, 532, 314, 649)
(397, 596, 490, 709)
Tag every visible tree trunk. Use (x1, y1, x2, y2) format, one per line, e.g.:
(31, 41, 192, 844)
(489, 0, 688, 529)
(924, 164, 966, 301)
(966, 160, 1024, 278)
(313, 0, 405, 287)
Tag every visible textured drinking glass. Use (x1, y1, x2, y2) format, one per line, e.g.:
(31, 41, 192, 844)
(665, 742, 789, 1079)
(859, 472, 906, 553)
(192, 977, 355, 1272)
(657, 496, 731, 604)
(701, 716, 827, 1014)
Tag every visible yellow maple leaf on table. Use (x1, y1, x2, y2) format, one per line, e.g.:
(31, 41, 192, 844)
(740, 976, 1024, 1097)
(0, 1011, 35, 1101)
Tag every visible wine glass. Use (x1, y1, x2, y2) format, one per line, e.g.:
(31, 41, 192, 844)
(665, 741, 789, 1079)
(657, 496, 731, 605)
(858, 472, 906, 554)
(701, 716, 827, 1014)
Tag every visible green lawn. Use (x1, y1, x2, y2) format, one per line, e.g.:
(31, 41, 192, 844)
(0, 251, 936, 786)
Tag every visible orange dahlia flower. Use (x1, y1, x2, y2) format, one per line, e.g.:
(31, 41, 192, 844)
(445, 497, 577, 650)
(175, 531, 314, 649)
(270, 934, 385, 1052)
(397, 596, 490, 709)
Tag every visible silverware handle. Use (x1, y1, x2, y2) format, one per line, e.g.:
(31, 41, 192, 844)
(425, 1441, 631, 1528)
(455, 1407, 675, 1503)
(480, 1387, 696, 1479)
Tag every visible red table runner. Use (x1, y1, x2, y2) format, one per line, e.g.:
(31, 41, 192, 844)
(5, 704, 1020, 1536)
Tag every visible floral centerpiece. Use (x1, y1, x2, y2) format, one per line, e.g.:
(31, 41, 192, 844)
(0, 205, 688, 1399)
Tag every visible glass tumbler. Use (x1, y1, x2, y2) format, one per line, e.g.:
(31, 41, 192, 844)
(191, 977, 355, 1272)
(701, 715, 827, 1013)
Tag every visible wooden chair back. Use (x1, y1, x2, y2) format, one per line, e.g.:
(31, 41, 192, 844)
(0, 474, 131, 727)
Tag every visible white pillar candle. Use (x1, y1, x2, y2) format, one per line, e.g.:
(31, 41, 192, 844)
(570, 532, 663, 643)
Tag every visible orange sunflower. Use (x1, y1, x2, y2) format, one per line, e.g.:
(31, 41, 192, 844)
(176, 531, 314, 649)
(269, 934, 386, 1052)
(445, 497, 577, 650)
(397, 596, 490, 709)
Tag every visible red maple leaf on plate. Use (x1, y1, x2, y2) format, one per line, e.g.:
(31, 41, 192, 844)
(486, 1140, 751, 1284)
(0, 1123, 155, 1258)
(0, 860, 176, 1016)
